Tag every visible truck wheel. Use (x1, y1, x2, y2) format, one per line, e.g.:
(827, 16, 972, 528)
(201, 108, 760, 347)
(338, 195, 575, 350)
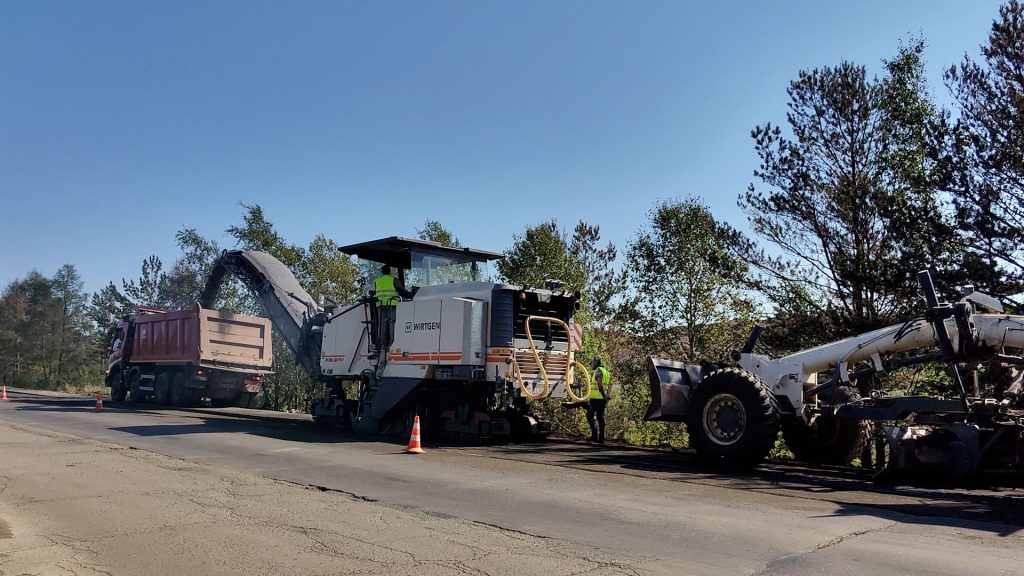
(108, 369, 127, 402)
(128, 370, 146, 403)
(781, 386, 867, 465)
(153, 373, 172, 405)
(685, 368, 780, 468)
(170, 373, 189, 407)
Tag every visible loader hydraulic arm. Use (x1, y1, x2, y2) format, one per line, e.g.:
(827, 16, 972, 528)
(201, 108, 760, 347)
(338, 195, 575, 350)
(734, 270, 1024, 413)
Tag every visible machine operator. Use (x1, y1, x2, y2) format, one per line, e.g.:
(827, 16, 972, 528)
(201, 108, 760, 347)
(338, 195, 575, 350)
(374, 265, 412, 349)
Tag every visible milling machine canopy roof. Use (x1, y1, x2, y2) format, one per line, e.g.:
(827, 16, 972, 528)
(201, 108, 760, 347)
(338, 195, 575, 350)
(337, 236, 503, 270)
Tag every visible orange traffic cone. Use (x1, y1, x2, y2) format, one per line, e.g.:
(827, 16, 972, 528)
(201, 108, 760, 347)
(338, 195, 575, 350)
(95, 390, 104, 410)
(1, 384, 8, 401)
(405, 415, 424, 454)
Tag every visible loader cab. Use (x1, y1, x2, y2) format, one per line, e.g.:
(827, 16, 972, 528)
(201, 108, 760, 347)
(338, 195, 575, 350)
(337, 237, 503, 357)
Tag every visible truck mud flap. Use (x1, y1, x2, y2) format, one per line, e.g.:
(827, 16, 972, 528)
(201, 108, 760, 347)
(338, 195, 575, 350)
(644, 357, 706, 422)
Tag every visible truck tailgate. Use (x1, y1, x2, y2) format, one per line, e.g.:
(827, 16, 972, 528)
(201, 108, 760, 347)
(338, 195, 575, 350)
(197, 308, 274, 373)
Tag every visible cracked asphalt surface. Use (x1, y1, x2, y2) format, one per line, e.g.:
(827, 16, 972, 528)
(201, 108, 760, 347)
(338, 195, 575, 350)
(1, 388, 1023, 575)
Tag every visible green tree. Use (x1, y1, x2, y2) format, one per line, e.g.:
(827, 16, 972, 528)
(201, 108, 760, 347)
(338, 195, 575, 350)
(621, 198, 756, 363)
(0, 279, 30, 386)
(300, 234, 362, 306)
(21, 271, 61, 386)
(162, 228, 244, 311)
(417, 220, 462, 247)
(50, 264, 91, 386)
(87, 282, 133, 355)
(498, 221, 586, 291)
(0, 269, 95, 390)
(227, 203, 305, 267)
(741, 41, 960, 343)
(121, 255, 170, 308)
(945, 1, 1024, 298)
(568, 221, 624, 327)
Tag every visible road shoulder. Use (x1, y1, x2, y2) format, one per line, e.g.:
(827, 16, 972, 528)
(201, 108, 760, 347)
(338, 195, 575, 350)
(0, 421, 640, 576)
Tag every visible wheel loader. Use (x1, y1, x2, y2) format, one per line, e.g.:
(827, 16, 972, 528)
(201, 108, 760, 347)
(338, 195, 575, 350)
(645, 270, 1024, 478)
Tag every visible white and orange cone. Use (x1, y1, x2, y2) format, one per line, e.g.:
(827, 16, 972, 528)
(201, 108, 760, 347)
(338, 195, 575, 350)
(95, 390, 104, 410)
(405, 415, 424, 454)
(1, 384, 8, 401)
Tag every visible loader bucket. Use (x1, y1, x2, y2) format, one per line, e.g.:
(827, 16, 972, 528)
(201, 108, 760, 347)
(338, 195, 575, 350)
(643, 357, 706, 422)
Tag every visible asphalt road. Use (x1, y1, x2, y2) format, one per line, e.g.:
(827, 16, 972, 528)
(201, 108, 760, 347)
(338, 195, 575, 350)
(1, 388, 1023, 576)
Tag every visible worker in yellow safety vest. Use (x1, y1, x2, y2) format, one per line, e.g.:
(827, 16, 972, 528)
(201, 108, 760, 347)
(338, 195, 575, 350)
(374, 265, 411, 349)
(586, 357, 610, 444)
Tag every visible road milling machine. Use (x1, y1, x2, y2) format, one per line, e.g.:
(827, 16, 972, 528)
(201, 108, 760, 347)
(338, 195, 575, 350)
(200, 237, 591, 440)
(646, 271, 1024, 478)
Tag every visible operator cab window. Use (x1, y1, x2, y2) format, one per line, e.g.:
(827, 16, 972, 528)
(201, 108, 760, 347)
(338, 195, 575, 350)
(407, 250, 488, 287)
(111, 327, 125, 351)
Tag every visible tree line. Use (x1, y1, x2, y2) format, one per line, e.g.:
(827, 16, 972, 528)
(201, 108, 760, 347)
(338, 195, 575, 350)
(3, 2, 1023, 449)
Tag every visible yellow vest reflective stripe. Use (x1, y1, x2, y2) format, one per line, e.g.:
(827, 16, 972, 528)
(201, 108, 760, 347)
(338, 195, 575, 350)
(375, 275, 399, 306)
(590, 366, 610, 399)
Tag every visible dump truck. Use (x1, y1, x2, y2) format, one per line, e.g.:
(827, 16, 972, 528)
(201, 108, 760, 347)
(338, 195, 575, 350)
(105, 305, 274, 407)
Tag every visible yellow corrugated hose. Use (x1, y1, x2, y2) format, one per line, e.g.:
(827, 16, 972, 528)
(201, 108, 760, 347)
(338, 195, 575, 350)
(508, 316, 591, 401)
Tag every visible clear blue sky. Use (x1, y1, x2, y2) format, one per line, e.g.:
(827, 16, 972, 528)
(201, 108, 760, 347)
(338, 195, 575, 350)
(0, 0, 1004, 294)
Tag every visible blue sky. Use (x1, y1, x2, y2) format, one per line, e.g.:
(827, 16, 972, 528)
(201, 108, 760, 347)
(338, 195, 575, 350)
(0, 0, 1004, 293)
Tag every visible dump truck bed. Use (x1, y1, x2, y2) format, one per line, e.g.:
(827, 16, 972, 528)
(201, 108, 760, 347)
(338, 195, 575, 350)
(130, 305, 273, 373)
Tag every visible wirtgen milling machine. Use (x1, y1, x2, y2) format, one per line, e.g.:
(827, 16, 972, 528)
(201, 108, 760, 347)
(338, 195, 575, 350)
(200, 237, 591, 441)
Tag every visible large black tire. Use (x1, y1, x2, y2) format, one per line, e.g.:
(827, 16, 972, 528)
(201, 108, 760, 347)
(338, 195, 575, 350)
(781, 386, 868, 465)
(153, 372, 172, 405)
(128, 370, 146, 404)
(686, 368, 780, 468)
(108, 368, 127, 402)
(170, 373, 190, 407)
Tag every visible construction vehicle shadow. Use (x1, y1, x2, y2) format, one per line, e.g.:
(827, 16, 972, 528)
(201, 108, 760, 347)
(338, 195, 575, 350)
(822, 500, 1023, 537)
(7, 393, 560, 448)
(488, 441, 1024, 535)
(8, 396, 392, 446)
